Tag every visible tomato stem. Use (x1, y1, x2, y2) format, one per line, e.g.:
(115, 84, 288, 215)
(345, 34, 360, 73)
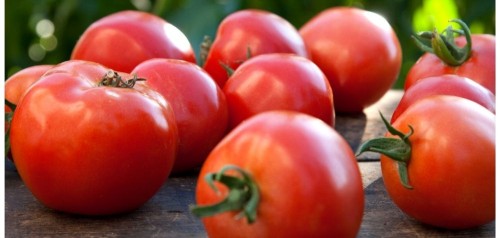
(412, 19, 472, 66)
(99, 71, 145, 88)
(200, 35, 212, 66)
(219, 62, 235, 77)
(191, 165, 260, 224)
(357, 112, 414, 189)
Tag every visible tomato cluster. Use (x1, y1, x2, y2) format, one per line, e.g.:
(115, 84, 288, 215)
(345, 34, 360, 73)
(358, 19, 495, 229)
(5, 6, 495, 237)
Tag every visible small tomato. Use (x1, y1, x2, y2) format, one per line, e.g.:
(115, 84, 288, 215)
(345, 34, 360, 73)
(10, 60, 178, 215)
(192, 111, 364, 238)
(71, 10, 196, 72)
(359, 95, 495, 229)
(132, 58, 228, 174)
(223, 53, 334, 129)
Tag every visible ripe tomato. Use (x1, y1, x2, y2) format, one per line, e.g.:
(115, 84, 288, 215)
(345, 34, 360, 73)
(202, 9, 308, 88)
(359, 95, 495, 229)
(192, 111, 364, 238)
(71, 10, 196, 73)
(391, 74, 495, 123)
(300, 7, 402, 113)
(223, 53, 334, 129)
(132, 58, 228, 174)
(10, 60, 178, 215)
(5, 65, 53, 159)
(405, 20, 495, 94)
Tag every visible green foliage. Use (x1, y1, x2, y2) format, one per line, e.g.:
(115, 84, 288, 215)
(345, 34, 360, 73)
(4, 0, 495, 88)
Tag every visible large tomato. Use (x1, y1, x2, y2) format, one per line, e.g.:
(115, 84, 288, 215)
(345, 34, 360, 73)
(132, 58, 228, 174)
(359, 95, 495, 229)
(71, 10, 196, 72)
(300, 7, 402, 113)
(391, 74, 495, 123)
(10, 60, 178, 215)
(223, 53, 334, 129)
(192, 111, 364, 238)
(405, 20, 495, 94)
(202, 9, 308, 88)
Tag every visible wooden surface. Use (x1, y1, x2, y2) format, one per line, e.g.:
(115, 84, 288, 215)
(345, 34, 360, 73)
(5, 90, 495, 237)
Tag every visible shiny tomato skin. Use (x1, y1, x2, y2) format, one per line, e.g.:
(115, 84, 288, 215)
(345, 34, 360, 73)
(196, 111, 364, 238)
(71, 10, 196, 73)
(132, 58, 228, 174)
(202, 9, 308, 88)
(405, 35, 495, 94)
(10, 60, 178, 215)
(223, 53, 334, 129)
(300, 7, 402, 113)
(391, 74, 495, 123)
(383, 96, 495, 229)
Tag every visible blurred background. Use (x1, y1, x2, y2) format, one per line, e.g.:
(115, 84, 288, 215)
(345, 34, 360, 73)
(4, 0, 496, 88)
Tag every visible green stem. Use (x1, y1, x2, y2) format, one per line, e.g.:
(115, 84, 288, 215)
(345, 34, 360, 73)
(357, 112, 414, 189)
(412, 19, 472, 66)
(191, 165, 260, 224)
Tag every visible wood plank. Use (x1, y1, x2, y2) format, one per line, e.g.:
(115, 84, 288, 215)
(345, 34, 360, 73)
(360, 178, 495, 237)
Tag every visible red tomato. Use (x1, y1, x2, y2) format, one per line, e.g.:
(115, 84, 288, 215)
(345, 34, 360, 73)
(223, 53, 334, 129)
(202, 9, 308, 88)
(405, 34, 495, 94)
(360, 95, 495, 229)
(193, 111, 364, 238)
(10, 60, 178, 215)
(132, 58, 228, 174)
(300, 7, 402, 113)
(405, 19, 495, 94)
(71, 10, 196, 73)
(391, 74, 495, 123)
(5, 65, 53, 160)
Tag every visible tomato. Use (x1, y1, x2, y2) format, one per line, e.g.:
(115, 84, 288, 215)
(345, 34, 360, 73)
(405, 20, 495, 94)
(223, 53, 334, 129)
(359, 95, 495, 229)
(192, 111, 364, 238)
(300, 7, 402, 113)
(10, 60, 178, 215)
(5, 65, 53, 160)
(71, 10, 196, 73)
(391, 74, 495, 123)
(202, 9, 308, 88)
(131, 58, 228, 174)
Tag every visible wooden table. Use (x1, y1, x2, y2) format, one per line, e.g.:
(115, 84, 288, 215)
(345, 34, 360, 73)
(5, 90, 495, 237)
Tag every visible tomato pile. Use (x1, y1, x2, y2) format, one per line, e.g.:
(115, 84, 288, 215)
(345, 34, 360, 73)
(357, 19, 495, 229)
(5, 6, 495, 237)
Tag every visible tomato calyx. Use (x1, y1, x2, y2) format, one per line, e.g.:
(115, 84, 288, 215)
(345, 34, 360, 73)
(412, 19, 472, 66)
(218, 47, 253, 78)
(191, 165, 260, 224)
(357, 112, 414, 189)
(99, 71, 145, 88)
(200, 35, 213, 66)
